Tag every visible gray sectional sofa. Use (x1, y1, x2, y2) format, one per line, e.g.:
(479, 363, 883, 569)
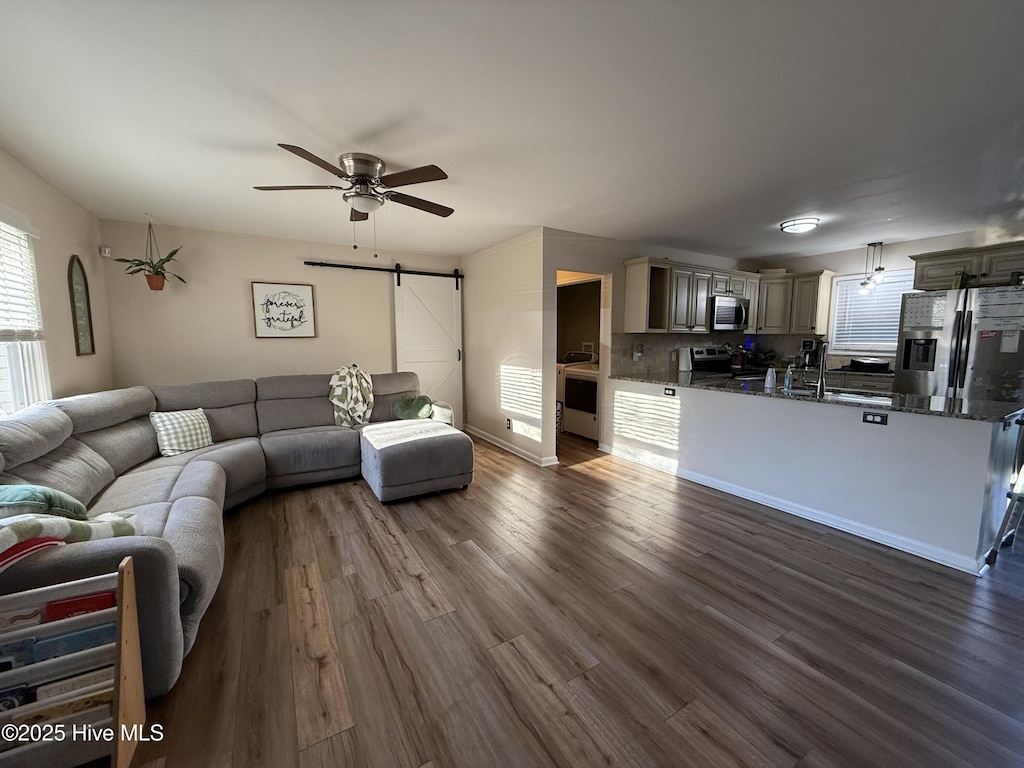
(0, 371, 473, 698)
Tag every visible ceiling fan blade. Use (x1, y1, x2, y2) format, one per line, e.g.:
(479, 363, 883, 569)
(388, 192, 454, 217)
(278, 143, 350, 180)
(253, 185, 341, 191)
(350, 208, 369, 222)
(379, 164, 448, 188)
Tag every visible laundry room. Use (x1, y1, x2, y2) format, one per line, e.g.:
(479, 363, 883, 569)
(556, 272, 602, 447)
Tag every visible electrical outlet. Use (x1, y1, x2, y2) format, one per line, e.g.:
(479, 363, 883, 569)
(862, 412, 888, 425)
(506, 418, 511, 429)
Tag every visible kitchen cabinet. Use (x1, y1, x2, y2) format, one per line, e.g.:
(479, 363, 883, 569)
(711, 273, 731, 296)
(743, 276, 760, 334)
(624, 257, 672, 332)
(755, 277, 793, 334)
(842, 374, 894, 393)
(755, 270, 833, 335)
(625, 258, 758, 333)
(911, 239, 1024, 289)
(670, 268, 711, 332)
(800, 369, 893, 393)
(712, 273, 757, 298)
(979, 243, 1024, 286)
(912, 252, 982, 290)
(790, 271, 833, 335)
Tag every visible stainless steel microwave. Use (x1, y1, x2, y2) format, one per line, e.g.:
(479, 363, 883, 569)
(710, 295, 750, 331)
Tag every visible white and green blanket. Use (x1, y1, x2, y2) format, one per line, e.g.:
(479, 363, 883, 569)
(329, 364, 374, 427)
(0, 512, 139, 553)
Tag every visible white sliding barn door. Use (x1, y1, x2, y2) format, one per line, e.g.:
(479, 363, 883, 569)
(394, 273, 464, 428)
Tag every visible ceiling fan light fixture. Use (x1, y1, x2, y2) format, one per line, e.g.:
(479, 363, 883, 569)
(780, 217, 819, 234)
(344, 190, 385, 214)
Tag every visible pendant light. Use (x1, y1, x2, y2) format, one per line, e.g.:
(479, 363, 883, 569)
(870, 241, 885, 284)
(857, 242, 876, 295)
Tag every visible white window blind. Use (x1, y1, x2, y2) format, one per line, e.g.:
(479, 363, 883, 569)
(829, 268, 915, 353)
(0, 220, 45, 342)
(0, 213, 50, 414)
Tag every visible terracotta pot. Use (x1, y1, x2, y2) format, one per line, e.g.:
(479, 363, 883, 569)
(145, 274, 166, 291)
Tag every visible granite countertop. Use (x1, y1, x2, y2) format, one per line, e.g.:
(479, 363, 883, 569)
(609, 374, 1024, 422)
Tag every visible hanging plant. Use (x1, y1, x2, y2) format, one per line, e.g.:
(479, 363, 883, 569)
(114, 219, 186, 291)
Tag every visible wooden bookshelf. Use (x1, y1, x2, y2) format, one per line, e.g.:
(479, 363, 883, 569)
(0, 557, 145, 768)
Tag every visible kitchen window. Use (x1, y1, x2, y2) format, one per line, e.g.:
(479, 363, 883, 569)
(829, 268, 916, 354)
(0, 209, 51, 416)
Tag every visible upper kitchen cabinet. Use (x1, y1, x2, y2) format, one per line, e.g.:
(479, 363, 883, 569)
(670, 267, 712, 332)
(754, 270, 833, 335)
(624, 257, 672, 332)
(712, 272, 759, 299)
(711, 273, 731, 296)
(755, 277, 793, 334)
(911, 239, 1024, 289)
(624, 258, 759, 334)
(790, 271, 834, 335)
(911, 251, 983, 290)
(980, 242, 1024, 285)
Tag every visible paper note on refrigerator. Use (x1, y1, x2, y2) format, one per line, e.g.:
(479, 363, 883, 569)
(1000, 330, 1020, 353)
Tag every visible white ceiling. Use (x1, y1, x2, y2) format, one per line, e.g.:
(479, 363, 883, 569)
(2, 1, 1023, 260)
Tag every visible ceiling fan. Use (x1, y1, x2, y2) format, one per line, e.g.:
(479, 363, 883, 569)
(254, 144, 453, 221)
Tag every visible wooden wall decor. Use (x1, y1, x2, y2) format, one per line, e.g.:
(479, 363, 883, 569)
(68, 254, 95, 356)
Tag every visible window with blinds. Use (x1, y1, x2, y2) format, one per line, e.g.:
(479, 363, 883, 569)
(0, 214, 50, 415)
(829, 268, 916, 354)
(0, 221, 45, 342)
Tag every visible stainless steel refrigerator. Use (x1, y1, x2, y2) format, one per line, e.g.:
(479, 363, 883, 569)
(893, 285, 1024, 403)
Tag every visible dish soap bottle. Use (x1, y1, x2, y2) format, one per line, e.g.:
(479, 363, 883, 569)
(764, 365, 777, 393)
(783, 364, 794, 392)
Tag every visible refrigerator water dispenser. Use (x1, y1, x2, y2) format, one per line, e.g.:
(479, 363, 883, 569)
(902, 338, 937, 371)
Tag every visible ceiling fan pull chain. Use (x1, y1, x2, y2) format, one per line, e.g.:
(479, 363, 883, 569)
(373, 212, 378, 258)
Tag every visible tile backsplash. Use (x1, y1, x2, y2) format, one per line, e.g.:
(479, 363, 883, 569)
(611, 332, 746, 379)
(611, 332, 894, 379)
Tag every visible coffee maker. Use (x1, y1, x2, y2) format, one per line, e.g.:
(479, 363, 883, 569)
(801, 339, 823, 368)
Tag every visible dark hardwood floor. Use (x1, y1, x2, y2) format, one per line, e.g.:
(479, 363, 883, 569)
(130, 434, 1024, 768)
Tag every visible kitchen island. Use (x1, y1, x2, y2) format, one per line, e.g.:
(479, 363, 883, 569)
(604, 374, 1022, 573)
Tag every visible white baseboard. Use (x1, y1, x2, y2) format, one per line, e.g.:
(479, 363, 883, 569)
(609, 447, 982, 576)
(464, 425, 545, 467)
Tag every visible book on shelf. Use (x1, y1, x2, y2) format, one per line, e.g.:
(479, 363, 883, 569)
(42, 591, 116, 622)
(0, 664, 116, 714)
(0, 680, 113, 727)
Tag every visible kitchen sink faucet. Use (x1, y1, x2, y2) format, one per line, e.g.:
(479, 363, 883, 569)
(816, 341, 829, 399)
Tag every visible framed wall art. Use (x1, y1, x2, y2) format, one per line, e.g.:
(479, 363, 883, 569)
(251, 281, 317, 338)
(68, 254, 95, 355)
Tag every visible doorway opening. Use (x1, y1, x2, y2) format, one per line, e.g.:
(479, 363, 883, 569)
(556, 270, 603, 457)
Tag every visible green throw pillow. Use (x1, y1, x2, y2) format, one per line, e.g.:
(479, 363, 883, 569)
(0, 485, 88, 521)
(391, 395, 433, 420)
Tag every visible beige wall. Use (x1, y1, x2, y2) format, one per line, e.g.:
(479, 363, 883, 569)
(463, 226, 737, 464)
(462, 228, 546, 461)
(0, 147, 114, 397)
(98, 219, 461, 386)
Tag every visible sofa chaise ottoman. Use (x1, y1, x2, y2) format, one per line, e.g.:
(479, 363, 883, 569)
(360, 419, 474, 502)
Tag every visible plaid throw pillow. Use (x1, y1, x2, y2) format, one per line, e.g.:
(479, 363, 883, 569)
(149, 409, 213, 456)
